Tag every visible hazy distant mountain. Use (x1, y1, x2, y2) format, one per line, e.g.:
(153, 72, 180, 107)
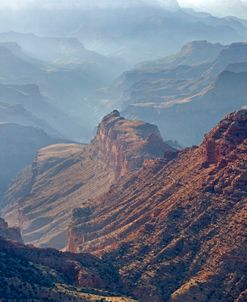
(115, 41, 247, 101)
(0, 32, 126, 86)
(110, 41, 225, 106)
(0, 3, 246, 64)
(107, 40, 247, 145)
(123, 70, 247, 145)
(0, 123, 65, 198)
(0, 102, 59, 136)
(0, 43, 42, 81)
(226, 62, 247, 73)
(0, 2, 246, 141)
(204, 42, 247, 78)
(181, 0, 247, 19)
(0, 4, 246, 141)
(0, 81, 83, 140)
(138, 40, 226, 69)
(0, 37, 127, 139)
(0, 31, 126, 68)
(72, 6, 247, 64)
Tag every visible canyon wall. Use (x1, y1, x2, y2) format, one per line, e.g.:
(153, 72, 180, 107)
(2, 111, 173, 250)
(68, 110, 247, 302)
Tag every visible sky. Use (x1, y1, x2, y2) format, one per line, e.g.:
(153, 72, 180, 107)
(178, 0, 247, 18)
(0, 0, 179, 9)
(0, 0, 246, 19)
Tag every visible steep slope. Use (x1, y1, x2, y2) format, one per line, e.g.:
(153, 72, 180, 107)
(2, 111, 174, 250)
(0, 123, 65, 199)
(68, 110, 247, 302)
(0, 220, 135, 302)
(124, 70, 247, 146)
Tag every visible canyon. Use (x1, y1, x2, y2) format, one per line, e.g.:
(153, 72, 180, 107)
(68, 110, 247, 302)
(0, 3, 246, 302)
(114, 41, 247, 145)
(2, 110, 174, 250)
(1, 109, 246, 302)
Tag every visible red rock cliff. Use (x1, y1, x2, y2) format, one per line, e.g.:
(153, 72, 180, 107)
(202, 110, 247, 165)
(2, 111, 174, 250)
(92, 110, 174, 178)
(68, 110, 247, 302)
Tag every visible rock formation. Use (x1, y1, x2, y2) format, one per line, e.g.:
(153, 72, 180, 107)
(92, 110, 173, 178)
(202, 110, 247, 166)
(2, 111, 174, 250)
(68, 110, 247, 302)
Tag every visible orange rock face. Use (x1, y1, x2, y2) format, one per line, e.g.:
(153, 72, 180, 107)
(202, 110, 247, 166)
(92, 110, 174, 178)
(68, 110, 247, 302)
(2, 111, 174, 250)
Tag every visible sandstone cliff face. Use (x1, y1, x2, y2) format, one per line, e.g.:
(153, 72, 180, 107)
(2, 111, 173, 250)
(0, 217, 22, 243)
(203, 110, 247, 165)
(92, 110, 173, 178)
(68, 110, 247, 302)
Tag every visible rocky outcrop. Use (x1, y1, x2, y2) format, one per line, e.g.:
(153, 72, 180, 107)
(92, 110, 174, 178)
(2, 111, 174, 250)
(0, 217, 22, 243)
(68, 110, 247, 302)
(202, 110, 247, 165)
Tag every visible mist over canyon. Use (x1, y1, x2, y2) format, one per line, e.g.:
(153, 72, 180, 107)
(0, 1, 246, 302)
